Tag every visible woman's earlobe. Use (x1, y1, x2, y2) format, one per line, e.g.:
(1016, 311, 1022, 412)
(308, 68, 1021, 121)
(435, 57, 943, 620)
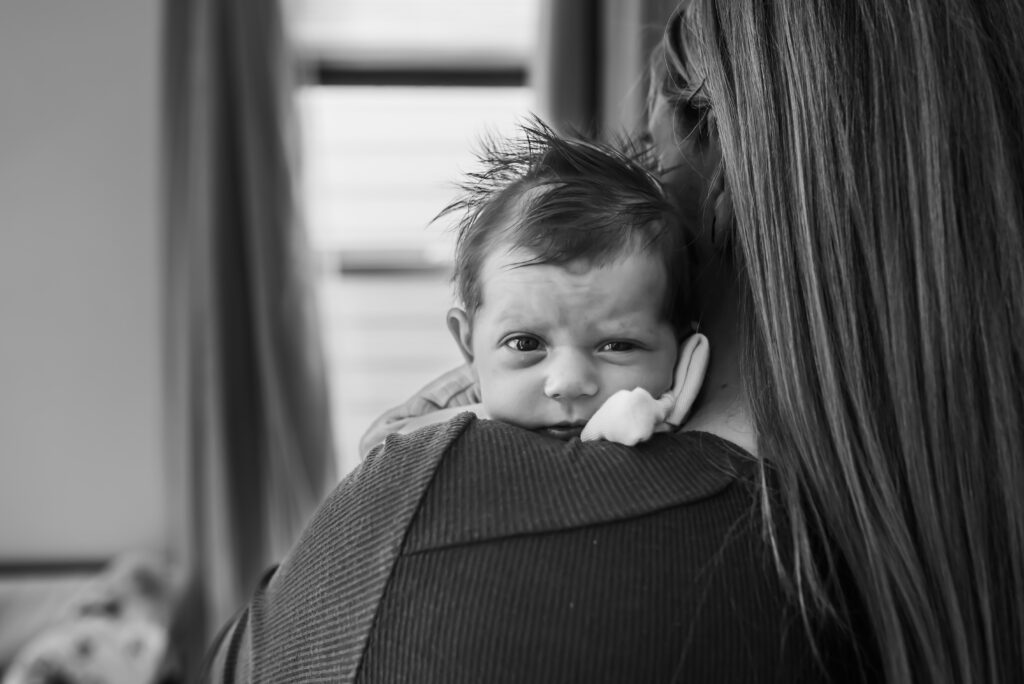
(446, 308, 474, 364)
(711, 179, 734, 248)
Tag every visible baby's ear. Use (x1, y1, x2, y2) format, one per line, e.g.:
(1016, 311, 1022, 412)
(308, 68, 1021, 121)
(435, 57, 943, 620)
(446, 307, 474, 365)
(664, 333, 710, 427)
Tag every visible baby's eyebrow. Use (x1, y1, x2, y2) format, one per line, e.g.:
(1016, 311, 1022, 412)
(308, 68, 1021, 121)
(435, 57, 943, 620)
(594, 315, 669, 335)
(490, 317, 541, 334)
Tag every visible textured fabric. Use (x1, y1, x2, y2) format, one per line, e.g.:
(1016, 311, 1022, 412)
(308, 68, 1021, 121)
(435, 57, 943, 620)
(204, 414, 872, 683)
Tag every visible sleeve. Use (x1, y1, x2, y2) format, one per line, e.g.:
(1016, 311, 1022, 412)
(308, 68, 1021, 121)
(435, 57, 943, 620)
(200, 606, 252, 683)
(357, 364, 479, 457)
(200, 414, 475, 683)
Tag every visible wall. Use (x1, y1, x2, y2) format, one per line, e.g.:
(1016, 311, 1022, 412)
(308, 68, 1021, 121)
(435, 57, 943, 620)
(0, 0, 164, 561)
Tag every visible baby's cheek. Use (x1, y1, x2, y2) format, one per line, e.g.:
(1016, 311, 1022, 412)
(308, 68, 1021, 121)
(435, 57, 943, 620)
(639, 358, 677, 397)
(478, 372, 539, 427)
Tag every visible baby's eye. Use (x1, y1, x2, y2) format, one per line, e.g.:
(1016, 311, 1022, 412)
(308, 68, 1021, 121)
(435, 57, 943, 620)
(504, 336, 542, 352)
(599, 341, 638, 353)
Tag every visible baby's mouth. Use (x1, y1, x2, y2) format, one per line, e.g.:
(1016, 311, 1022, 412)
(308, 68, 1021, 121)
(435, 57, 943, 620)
(540, 423, 587, 440)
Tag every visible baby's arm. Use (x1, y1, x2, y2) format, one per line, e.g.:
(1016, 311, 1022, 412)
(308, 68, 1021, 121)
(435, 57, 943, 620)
(358, 365, 482, 458)
(388, 403, 488, 434)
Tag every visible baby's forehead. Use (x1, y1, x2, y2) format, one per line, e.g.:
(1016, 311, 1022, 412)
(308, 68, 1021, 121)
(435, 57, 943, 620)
(484, 229, 656, 270)
(482, 240, 654, 275)
(476, 245, 671, 313)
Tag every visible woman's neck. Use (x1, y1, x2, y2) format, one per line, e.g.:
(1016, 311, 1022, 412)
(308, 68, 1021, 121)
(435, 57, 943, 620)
(681, 267, 758, 456)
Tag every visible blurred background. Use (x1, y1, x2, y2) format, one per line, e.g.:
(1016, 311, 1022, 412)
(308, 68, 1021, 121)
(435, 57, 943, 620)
(0, 0, 676, 679)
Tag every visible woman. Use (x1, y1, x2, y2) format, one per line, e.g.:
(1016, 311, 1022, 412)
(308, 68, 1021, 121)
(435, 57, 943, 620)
(200, 54, 861, 684)
(662, 0, 1024, 682)
(205, 0, 1023, 681)
(200, 142, 853, 680)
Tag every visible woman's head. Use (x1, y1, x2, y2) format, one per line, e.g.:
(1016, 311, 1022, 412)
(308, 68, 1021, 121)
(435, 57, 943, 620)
(646, 23, 721, 247)
(661, 1, 1024, 681)
(646, 13, 732, 321)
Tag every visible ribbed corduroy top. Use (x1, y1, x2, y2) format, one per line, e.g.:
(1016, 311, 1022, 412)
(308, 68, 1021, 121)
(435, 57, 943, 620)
(203, 413, 869, 683)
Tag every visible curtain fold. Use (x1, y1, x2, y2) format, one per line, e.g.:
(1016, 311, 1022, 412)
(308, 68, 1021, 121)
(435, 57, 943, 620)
(533, 0, 680, 139)
(533, 0, 601, 137)
(162, 0, 337, 669)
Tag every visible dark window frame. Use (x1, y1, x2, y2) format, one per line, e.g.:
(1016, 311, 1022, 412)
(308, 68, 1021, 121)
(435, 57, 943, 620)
(311, 61, 527, 88)
(298, 56, 532, 273)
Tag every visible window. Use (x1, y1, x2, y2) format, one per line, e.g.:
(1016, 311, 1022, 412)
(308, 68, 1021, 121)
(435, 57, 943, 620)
(285, 1, 541, 474)
(287, 0, 540, 267)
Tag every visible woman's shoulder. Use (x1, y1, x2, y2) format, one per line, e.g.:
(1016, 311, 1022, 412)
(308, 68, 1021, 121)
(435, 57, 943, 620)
(204, 415, 868, 683)
(402, 417, 761, 550)
(360, 420, 860, 683)
(206, 415, 480, 682)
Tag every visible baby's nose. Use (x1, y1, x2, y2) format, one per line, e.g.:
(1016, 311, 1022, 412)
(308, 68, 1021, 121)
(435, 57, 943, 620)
(543, 351, 599, 401)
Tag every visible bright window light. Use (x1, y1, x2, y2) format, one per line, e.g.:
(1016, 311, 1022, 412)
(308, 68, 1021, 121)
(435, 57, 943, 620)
(296, 86, 535, 264)
(286, 0, 540, 267)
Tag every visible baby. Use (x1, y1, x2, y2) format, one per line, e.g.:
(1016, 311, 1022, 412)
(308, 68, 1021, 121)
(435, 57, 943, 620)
(360, 120, 708, 455)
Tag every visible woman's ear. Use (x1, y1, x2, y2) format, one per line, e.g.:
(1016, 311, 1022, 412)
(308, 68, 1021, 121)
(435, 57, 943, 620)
(446, 307, 474, 365)
(710, 172, 734, 248)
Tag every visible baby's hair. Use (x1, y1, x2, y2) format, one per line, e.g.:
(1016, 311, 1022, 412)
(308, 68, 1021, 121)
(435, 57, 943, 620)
(440, 118, 690, 334)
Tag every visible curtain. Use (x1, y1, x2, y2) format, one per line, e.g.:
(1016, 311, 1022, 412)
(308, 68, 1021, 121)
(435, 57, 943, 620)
(534, 0, 680, 139)
(162, 0, 337, 671)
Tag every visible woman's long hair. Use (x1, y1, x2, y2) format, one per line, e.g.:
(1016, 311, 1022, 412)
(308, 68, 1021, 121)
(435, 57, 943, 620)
(670, 1, 1024, 681)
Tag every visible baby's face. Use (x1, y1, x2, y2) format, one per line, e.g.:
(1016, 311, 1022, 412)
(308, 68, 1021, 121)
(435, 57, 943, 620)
(453, 247, 678, 439)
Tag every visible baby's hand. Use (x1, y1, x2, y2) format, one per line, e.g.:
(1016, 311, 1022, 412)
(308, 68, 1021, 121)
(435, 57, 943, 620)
(359, 365, 480, 458)
(580, 333, 709, 447)
(580, 388, 675, 445)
